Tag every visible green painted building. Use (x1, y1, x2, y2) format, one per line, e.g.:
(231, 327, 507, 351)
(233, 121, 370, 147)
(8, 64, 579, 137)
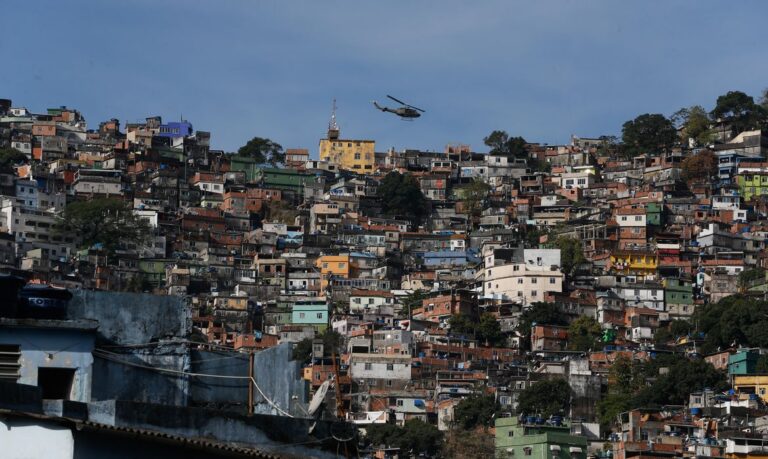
(664, 278, 693, 308)
(495, 417, 587, 459)
(291, 300, 330, 333)
(256, 167, 312, 194)
(729, 350, 759, 376)
(646, 202, 662, 226)
(737, 172, 768, 202)
(230, 155, 261, 182)
(138, 258, 172, 288)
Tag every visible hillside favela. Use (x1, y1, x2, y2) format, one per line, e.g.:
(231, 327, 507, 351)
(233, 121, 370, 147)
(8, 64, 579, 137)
(4, 89, 768, 458)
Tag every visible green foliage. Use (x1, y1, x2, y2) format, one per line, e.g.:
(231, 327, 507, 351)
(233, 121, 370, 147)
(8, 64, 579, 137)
(442, 428, 495, 459)
(365, 419, 443, 457)
(457, 178, 491, 228)
(655, 319, 694, 347)
(376, 171, 429, 227)
(621, 113, 677, 154)
(237, 137, 284, 165)
(448, 313, 505, 347)
(483, 130, 527, 157)
(738, 268, 766, 291)
(567, 316, 601, 351)
(453, 394, 499, 430)
(523, 226, 544, 248)
(672, 105, 714, 147)
(449, 313, 476, 336)
(597, 354, 727, 428)
(0, 147, 27, 170)
(517, 378, 571, 417)
(681, 150, 717, 183)
(517, 302, 566, 350)
(711, 90, 768, 135)
(291, 329, 344, 363)
(756, 354, 768, 374)
(478, 313, 505, 347)
(546, 236, 585, 274)
(56, 198, 150, 254)
(402, 290, 426, 318)
(693, 295, 768, 354)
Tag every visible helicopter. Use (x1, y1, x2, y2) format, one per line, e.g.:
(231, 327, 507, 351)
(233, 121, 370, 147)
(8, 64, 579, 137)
(372, 95, 425, 119)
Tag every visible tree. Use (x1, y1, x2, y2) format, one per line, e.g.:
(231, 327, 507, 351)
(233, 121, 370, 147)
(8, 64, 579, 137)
(237, 137, 285, 165)
(448, 314, 476, 337)
(456, 178, 490, 229)
(567, 316, 601, 352)
(56, 198, 150, 254)
(0, 147, 27, 170)
(291, 329, 344, 363)
(738, 267, 765, 292)
(477, 313, 505, 347)
(693, 295, 768, 354)
(621, 113, 677, 154)
(402, 290, 426, 319)
(483, 130, 527, 157)
(680, 150, 717, 183)
(597, 354, 726, 429)
(546, 236, 585, 275)
(517, 302, 566, 350)
(449, 313, 504, 347)
(672, 105, 714, 147)
(711, 90, 767, 135)
(517, 378, 571, 417)
(453, 394, 499, 430)
(366, 419, 443, 457)
(376, 171, 429, 228)
(442, 428, 495, 459)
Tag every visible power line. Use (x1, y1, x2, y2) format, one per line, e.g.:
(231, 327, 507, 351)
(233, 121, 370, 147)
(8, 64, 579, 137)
(92, 349, 293, 417)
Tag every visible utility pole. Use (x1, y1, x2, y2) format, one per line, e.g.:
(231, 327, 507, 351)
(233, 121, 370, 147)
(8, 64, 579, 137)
(247, 349, 254, 415)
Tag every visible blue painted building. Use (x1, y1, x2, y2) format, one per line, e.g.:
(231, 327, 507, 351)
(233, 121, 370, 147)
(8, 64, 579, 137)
(157, 120, 193, 139)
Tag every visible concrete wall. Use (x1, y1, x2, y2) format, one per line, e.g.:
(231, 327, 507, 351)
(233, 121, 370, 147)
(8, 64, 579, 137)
(0, 327, 94, 402)
(189, 350, 249, 412)
(68, 291, 191, 345)
(92, 351, 189, 406)
(1, 418, 74, 459)
(251, 343, 309, 417)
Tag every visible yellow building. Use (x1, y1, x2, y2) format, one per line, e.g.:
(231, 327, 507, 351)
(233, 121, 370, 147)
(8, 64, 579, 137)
(318, 106, 375, 173)
(316, 254, 350, 291)
(609, 249, 658, 278)
(733, 375, 768, 403)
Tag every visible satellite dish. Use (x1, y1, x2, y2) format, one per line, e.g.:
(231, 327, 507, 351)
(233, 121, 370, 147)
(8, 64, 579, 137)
(308, 379, 331, 416)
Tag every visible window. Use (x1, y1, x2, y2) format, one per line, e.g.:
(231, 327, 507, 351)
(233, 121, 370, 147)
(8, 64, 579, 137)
(387, 363, 394, 371)
(338, 263, 345, 269)
(396, 399, 404, 406)
(635, 215, 642, 221)
(531, 291, 537, 297)
(354, 153, 361, 160)
(531, 278, 537, 284)
(316, 313, 323, 319)
(38, 368, 75, 400)
(524, 447, 532, 456)
(507, 431, 514, 437)
(621, 216, 627, 221)
(518, 279, 523, 284)
(550, 277, 556, 284)
(364, 363, 372, 370)
(299, 312, 306, 319)
(0, 344, 21, 381)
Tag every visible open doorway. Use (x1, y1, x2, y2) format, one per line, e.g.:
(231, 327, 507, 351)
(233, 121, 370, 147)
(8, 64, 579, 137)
(38, 367, 75, 400)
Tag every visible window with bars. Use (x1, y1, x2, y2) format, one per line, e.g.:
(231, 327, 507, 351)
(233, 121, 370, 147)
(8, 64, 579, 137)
(0, 344, 21, 381)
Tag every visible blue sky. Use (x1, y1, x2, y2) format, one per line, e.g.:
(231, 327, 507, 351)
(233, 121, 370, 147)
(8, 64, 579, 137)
(3, 1, 768, 155)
